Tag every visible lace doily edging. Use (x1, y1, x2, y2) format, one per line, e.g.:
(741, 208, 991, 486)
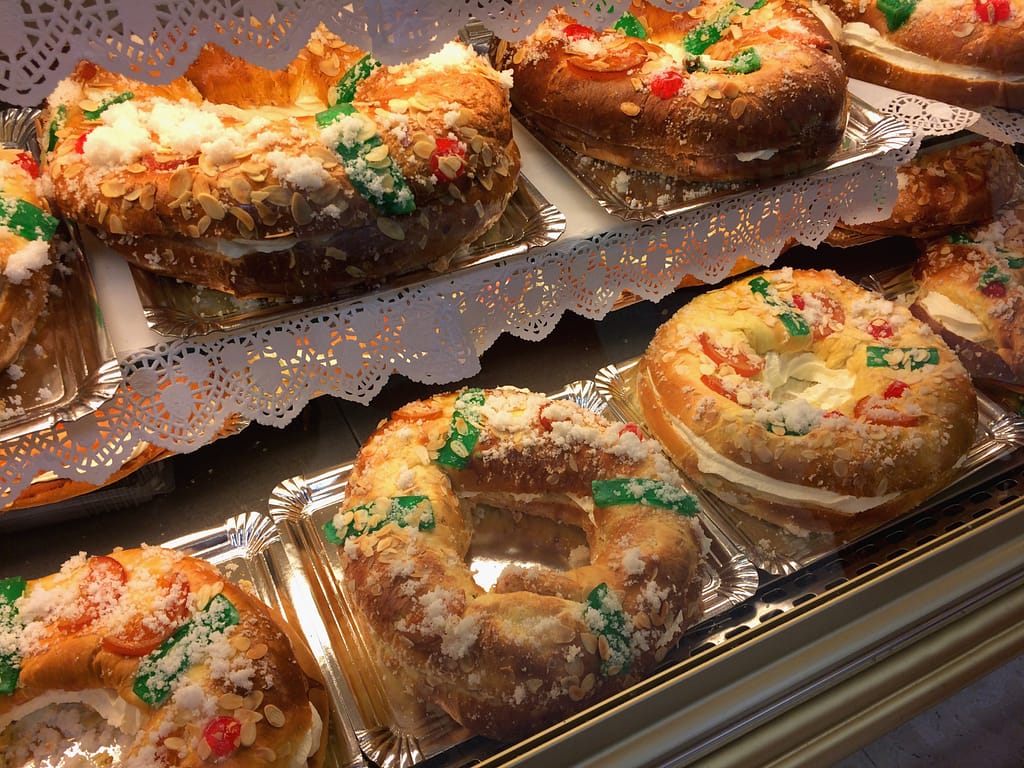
(0, 157, 896, 504)
(874, 92, 1024, 146)
(2, 0, 727, 107)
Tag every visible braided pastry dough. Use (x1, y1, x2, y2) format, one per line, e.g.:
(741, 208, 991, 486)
(638, 268, 977, 537)
(492, 0, 848, 181)
(326, 387, 707, 740)
(0, 148, 57, 371)
(40, 28, 519, 298)
(0, 547, 328, 766)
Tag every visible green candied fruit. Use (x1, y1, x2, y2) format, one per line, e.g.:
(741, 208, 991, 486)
(613, 11, 647, 38)
(876, 0, 919, 31)
(324, 495, 436, 544)
(132, 593, 240, 707)
(46, 105, 67, 153)
(333, 54, 382, 104)
(866, 345, 940, 370)
(584, 584, 632, 676)
(1005, 256, 1024, 270)
(83, 91, 134, 121)
(948, 231, 977, 245)
(435, 388, 486, 469)
(315, 102, 416, 216)
(0, 197, 59, 242)
(726, 47, 762, 74)
(591, 478, 700, 516)
(0, 576, 27, 696)
(749, 276, 811, 337)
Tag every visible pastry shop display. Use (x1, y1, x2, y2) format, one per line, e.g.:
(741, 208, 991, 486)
(830, 138, 1023, 242)
(810, 0, 1024, 109)
(0, 546, 328, 766)
(637, 268, 978, 537)
(0, 147, 58, 372)
(324, 387, 708, 741)
(491, 0, 849, 182)
(38, 26, 520, 298)
(911, 199, 1024, 391)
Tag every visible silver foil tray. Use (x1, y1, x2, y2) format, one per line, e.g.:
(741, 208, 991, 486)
(0, 108, 122, 442)
(161, 512, 368, 768)
(267, 379, 759, 768)
(594, 357, 1024, 577)
(0, 221, 122, 443)
(129, 172, 565, 338)
(517, 94, 913, 222)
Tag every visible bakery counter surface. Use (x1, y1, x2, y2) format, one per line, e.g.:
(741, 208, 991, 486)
(1, 241, 1022, 768)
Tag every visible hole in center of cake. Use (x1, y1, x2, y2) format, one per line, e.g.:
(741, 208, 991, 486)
(465, 504, 590, 592)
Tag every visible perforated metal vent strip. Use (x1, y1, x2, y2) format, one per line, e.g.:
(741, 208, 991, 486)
(676, 455, 1024, 658)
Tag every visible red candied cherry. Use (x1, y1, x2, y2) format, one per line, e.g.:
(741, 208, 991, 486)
(649, 70, 685, 99)
(981, 280, 1007, 298)
(699, 332, 764, 377)
(868, 317, 894, 339)
(975, 0, 1011, 22)
(563, 23, 597, 40)
(74, 129, 94, 154)
(430, 137, 466, 182)
(203, 716, 243, 757)
(13, 151, 40, 178)
(618, 423, 644, 440)
(882, 380, 911, 399)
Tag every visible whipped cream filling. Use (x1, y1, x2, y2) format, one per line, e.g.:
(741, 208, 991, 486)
(761, 351, 856, 412)
(643, 369, 899, 515)
(917, 292, 986, 341)
(0, 688, 144, 737)
(811, 2, 1024, 82)
(0, 692, 321, 766)
(736, 149, 779, 162)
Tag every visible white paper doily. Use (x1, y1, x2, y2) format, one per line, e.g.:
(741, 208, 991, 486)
(2, 0, 740, 107)
(0, 144, 903, 504)
(850, 81, 1024, 148)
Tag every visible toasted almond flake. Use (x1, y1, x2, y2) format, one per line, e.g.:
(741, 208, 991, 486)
(231, 634, 252, 651)
(254, 201, 279, 226)
(265, 704, 286, 728)
(197, 214, 212, 235)
(364, 144, 390, 164)
(635, 611, 652, 629)
(108, 213, 125, 234)
(308, 37, 325, 57)
(319, 54, 341, 77)
(581, 632, 598, 654)
(291, 192, 313, 226)
(692, 89, 708, 106)
(245, 642, 269, 661)
(568, 685, 586, 702)
(598, 635, 611, 661)
(234, 708, 263, 724)
(730, 97, 748, 119)
(438, 155, 462, 179)
(163, 736, 187, 753)
(240, 720, 258, 747)
(722, 80, 741, 99)
(388, 98, 409, 113)
(169, 167, 193, 199)
(125, 163, 147, 174)
(951, 21, 974, 36)
(123, 187, 142, 202)
(100, 179, 126, 198)
(581, 673, 596, 692)
(264, 185, 292, 207)
(620, 101, 641, 116)
(376, 216, 405, 241)
(228, 177, 252, 204)
(139, 184, 156, 210)
(197, 738, 212, 760)
(413, 139, 436, 159)
(218, 692, 245, 710)
(243, 691, 265, 710)
(230, 205, 256, 231)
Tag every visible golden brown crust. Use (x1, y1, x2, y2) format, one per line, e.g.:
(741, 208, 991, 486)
(834, 139, 1024, 241)
(330, 387, 707, 741)
(911, 200, 1024, 391)
(0, 547, 327, 767)
(492, 0, 849, 181)
(40, 29, 520, 298)
(0, 148, 56, 371)
(637, 268, 977, 537)
(811, 0, 1024, 109)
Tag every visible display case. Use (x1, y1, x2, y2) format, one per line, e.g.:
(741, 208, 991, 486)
(1, 0, 1022, 765)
